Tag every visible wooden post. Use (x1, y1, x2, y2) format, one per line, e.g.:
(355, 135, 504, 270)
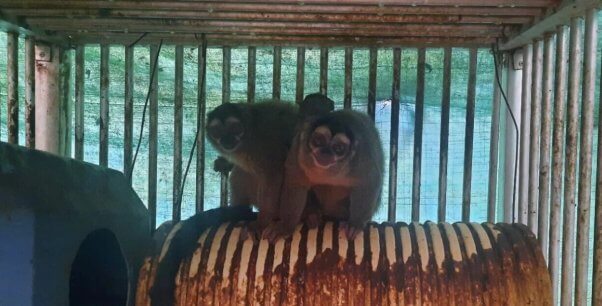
(518, 43, 533, 225)
(196, 41, 207, 213)
(344, 47, 352, 109)
(7, 32, 18, 144)
(319, 47, 328, 95)
(487, 53, 502, 223)
(99, 45, 109, 167)
(438, 47, 452, 223)
(24, 37, 35, 149)
(173, 45, 184, 222)
(560, 17, 583, 306)
(574, 9, 597, 305)
(124, 46, 134, 180)
(462, 48, 477, 222)
(367, 48, 377, 121)
(74, 45, 85, 160)
(248, 46, 256, 104)
(548, 26, 568, 306)
(273, 46, 281, 101)
(537, 34, 554, 260)
(412, 48, 426, 222)
(295, 47, 305, 104)
(149, 44, 159, 230)
(528, 39, 543, 233)
(221, 47, 231, 207)
(389, 48, 401, 222)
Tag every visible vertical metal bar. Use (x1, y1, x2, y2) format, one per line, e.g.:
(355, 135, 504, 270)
(149, 44, 159, 230)
(528, 39, 543, 233)
(24, 37, 35, 149)
(99, 44, 109, 167)
(537, 34, 554, 260)
(560, 17, 583, 306)
(412, 48, 425, 222)
(221, 46, 231, 207)
(295, 47, 305, 104)
(438, 47, 452, 223)
(367, 48, 377, 121)
(74, 45, 85, 160)
(388, 48, 401, 222)
(319, 47, 328, 95)
(35, 44, 60, 154)
(196, 41, 207, 213)
(173, 45, 183, 222)
(124, 46, 134, 180)
(344, 47, 353, 109)
(273, 46, 281, 101)
(7, 32, 18, 144)
(58, 49, 72, 158)
(574, 9, 597, 306)
(518, 43, 533, 225)
(594, 31, 602, 306)
(548, 26, 568, 306)
(487, 53, 502, 223)
(247, 46, 256, 104)
(462, 48, 477, 222)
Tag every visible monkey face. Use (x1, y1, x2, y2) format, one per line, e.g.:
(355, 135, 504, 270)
(206, 104, 248, 153)
(308, 125, 352, 169)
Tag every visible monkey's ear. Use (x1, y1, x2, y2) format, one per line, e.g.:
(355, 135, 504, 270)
(300, 93, 334, 118)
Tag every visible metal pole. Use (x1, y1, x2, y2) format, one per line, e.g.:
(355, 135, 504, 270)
(462, 48, 477, 222)
(518, 43, 533, 225)
(295, 47, 305, 104)
(99, 44, 109, 167)
(319, 47, 328, 95)
(388, 48, 401, 222)
(487, 53, 502, 223)
(412, 48, 425, 222)
(7, 32, 18, 144)
(196, 41, 207, 213)
(173, 45, 184, 222)
(221, 47, 231, 207)
(528, 39, 543, 233)
(367, 48, 377, 121)
(148, 44, 159, 229)
(273, 46, 281, 101)
(124, 46, 134, 180)
(248, 46, 256, 104)
(344, 47, 352, 109)
(24, 37, 35, 149)
(74, 45, 85, 160)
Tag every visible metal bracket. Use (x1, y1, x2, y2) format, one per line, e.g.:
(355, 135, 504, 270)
(35, 43, 52, 62)
(512, 49, 523, 70)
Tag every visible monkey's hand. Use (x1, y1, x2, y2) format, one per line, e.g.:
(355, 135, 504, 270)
(263, 220, 297, 243)
(213, 156, 234, 173)
(340, 221, 365, 240)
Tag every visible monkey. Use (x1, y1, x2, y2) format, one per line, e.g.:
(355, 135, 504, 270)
(267, 108, 384, 240)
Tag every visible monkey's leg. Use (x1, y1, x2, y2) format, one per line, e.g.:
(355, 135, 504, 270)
(264, 183, 309, 242)
(254, 172, 284, 232)
(229, 166, 256, 206)
(344, 182, 381, 239)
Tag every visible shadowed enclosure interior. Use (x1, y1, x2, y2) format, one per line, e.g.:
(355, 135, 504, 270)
(1, 0, 602, 305)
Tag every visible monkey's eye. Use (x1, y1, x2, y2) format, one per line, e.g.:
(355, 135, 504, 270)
(332, 142, 348, 156)
(228, 121, 244, 136)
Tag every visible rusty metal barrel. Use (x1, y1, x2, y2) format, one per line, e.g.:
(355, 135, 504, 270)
(137, 221, 551, 305)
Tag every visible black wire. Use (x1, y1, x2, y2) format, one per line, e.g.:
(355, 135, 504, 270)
(491, 43, 520, 223)
(129, 39, 164, 181)
(174, 34, 207, 219)
(127, 32, 148, 49)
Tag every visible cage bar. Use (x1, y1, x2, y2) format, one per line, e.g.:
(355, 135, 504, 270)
(320, 47, 328, 95)
(99, 44, 109, 167)
(462, 48, 477, 222)
(273, 46, 281, 101)
(344, 47, 352, 109)
(389, 47, 401, 222)
(173, 45, 183, 222)
(412, 48, 426, 221)
(574, 9, 597, 305)
(548, 26, 568, 305)
(124, 46, 133, 180)
(367, 48, 377, 120)
(594, 51, 602, 306)
(487, 53, 502, 223)
(560, 17, 583, 306)
(528, 39, 543, 234)
(148, 44, 159, 229)
(295, 47, 305, 104)
(24, 37, 35, 149)
(248, 46, 256, 104)
(196, 41, 207, 213)
(220, 47, 231, 207)
(7, 32, 18, 144)
(74, 45, 84, 160)
(518, 43, 533, 225)
(438, 47, 452, 223)
(537, 34, 554, 259)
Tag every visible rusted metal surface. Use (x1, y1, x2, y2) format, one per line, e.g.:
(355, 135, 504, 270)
(560, 17, 582, 306)
(319, 47, 328, 95)
(273, 46, 281, 101)
(412, 48, 425, 222)
(137, 221, 552, 305)
(99, 44, 109, 167)
(537, 34, 554, 260)
(462, 48, 477, 223)
(528, 39, 543, 234)
(295, 47, 305, 104)
(344, 47, 352, 109)
(518, 43, 532, 225)
(24, 37, 35, 149)
(124, 46, 133, 181)
(196, 42, 207, 213)
(247, 46, 256, 104)
(173, 45, 183, 222)
(7, 32, 18, 144)
(438, 47, 452, 223)
(74, 45, 84, 161)
(548, 26, 567, 306)
(367, 48, 377, 121)
(149, 44, 159, 229)
(574, 9, 597, 305)
(389, 48, 401, 223)
(487, 54, 502, 223)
